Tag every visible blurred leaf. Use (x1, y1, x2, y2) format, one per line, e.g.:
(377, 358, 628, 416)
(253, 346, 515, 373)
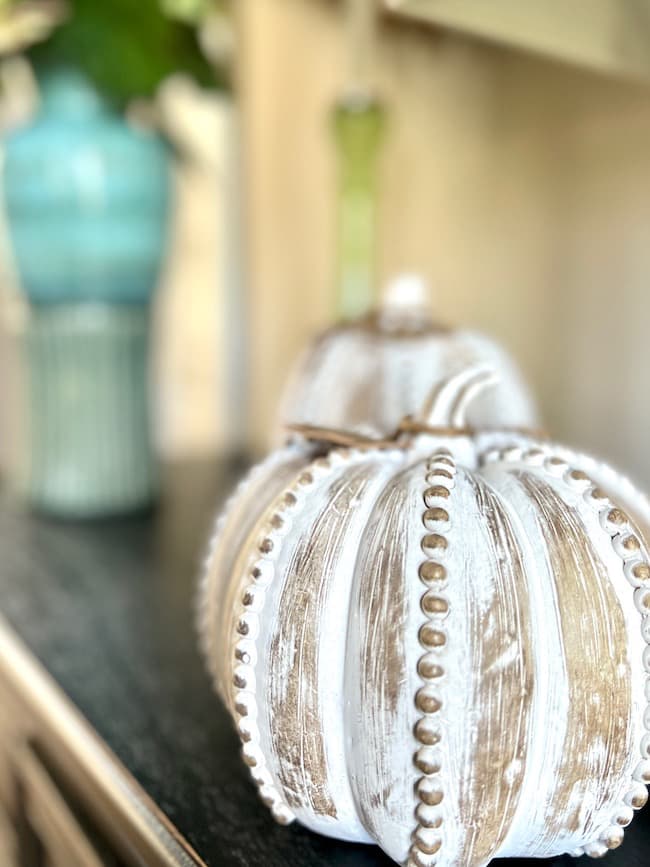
(29, 0, 223, 105)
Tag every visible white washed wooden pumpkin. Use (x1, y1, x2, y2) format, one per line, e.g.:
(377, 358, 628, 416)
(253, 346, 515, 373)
(274, 274, 539, 444)
(199, 368, 650, 866)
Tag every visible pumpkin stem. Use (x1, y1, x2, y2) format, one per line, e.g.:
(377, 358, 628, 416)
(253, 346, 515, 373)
(418, 366, 500, 429)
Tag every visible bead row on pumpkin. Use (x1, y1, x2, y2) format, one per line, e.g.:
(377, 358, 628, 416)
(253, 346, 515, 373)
(230, 448, 362, 826)
(409, 449, 456, 867)
(481, 444, 650, 859)
(197, 447, 298, 700)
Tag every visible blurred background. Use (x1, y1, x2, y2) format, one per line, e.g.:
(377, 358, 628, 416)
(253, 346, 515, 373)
(1, 0, 650, 515)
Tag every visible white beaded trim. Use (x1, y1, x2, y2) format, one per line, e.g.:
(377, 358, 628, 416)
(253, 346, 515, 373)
(481, 443, 650, 857)
(196, 446, 302, 699)
(230, 447, 375, 826)
(408, 450, 455, 867)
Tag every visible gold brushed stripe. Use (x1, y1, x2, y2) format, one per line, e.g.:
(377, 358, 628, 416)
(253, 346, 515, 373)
(268, 466, 375, 817)
(456, 475, 534, 866)
(518, 473, 632, 844)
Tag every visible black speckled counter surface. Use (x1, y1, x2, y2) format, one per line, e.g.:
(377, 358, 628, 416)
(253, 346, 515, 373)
(0, 460, 647, 867)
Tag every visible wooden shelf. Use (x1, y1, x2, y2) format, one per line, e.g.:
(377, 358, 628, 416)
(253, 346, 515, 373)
(387, 0, 650, 82)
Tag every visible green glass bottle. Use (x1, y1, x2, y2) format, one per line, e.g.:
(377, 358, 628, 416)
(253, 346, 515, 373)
(332, 93, 385, 322)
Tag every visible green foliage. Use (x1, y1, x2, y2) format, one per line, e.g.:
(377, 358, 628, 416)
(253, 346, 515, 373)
(29, 0, 219, 105)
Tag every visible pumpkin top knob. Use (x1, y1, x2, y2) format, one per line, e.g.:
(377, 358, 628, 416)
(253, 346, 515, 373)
(377, 273, 434, 331)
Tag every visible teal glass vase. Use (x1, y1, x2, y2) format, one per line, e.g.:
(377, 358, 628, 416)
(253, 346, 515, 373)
(3, 70, 171, 517)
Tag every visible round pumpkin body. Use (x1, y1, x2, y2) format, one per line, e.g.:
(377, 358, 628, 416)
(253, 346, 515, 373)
(199, 372, 650, 866)
(275, 276, 538, 442)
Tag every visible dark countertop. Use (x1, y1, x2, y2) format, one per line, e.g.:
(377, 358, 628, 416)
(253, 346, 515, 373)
(0, 459, 648, 867)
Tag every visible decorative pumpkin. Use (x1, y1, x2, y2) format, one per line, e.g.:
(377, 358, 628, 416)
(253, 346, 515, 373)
(274, 274, 539, 443)
(199, 368, 650, 866)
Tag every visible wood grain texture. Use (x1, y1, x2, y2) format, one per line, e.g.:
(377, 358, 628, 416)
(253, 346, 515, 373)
(254, 455, 403, 841)
(346, 466, 423, 863)
(517, 472, 632, 850)
(268, 465, 377, 820)
(455, 474, 534, 866)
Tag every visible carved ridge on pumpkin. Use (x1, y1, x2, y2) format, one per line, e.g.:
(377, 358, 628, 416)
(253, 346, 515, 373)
(230, 447, 372, 827)
(229, 454, 333, 825)
(409, 449, 456, 867)
(481, 443, 650, 858)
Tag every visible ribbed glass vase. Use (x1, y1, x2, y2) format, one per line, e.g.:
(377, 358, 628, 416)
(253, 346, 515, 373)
(26, 305, 155, 517)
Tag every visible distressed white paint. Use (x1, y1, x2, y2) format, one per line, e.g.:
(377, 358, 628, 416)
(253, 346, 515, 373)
(274, 277, 539, 444)
(198, 370, 650, 866)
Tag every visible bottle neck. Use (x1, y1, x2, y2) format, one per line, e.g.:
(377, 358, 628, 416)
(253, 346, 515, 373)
(39, 69, 109, 121)
(333, 92, 385, 321)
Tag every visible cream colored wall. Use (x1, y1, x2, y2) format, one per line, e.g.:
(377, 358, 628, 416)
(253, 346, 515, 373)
(153, 78, 232, 459)
(543, 76, 650, 478)
(238, 0, 650, 488)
